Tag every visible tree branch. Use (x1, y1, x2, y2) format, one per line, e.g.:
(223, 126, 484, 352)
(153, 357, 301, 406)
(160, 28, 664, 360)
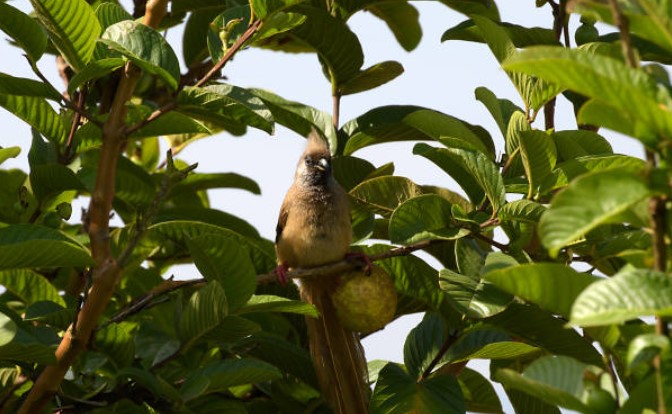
(418, 332, 459, 382)
(607, 0, 637, 68)
(195, 20, 263, 87)
(18, 3, 171, 411)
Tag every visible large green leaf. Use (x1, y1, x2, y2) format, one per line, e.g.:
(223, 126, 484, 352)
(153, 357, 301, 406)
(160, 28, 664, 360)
(414, 144, 506, 212)
(0, 2, 48, 62)
(95, 321, 135, 367)
(368, 1, 421, 52)
(171, 172, 261, 196)
(155, 207, 259, 239)
(67, 58, 126, 96)
(350, 176, 423, 217)
(498, 199, 546, 223)
(0, 74, 61, 101)
(30, 0, 100, 71)
(484, 263, 599, 318)
(439, 268, 512, 319)
(448, 331, 542, 363)
(389, 195, 467, 245)
(571, 267, 672, 326)
(30, 163, 86, 204)
(94, 2, 132, 30)
(494, 356, 601, 413)
(183, 9, 220, 67)
(440, 0, 500, 19)
(0, 95, 66, 144)
(177, 84, 274, 134)
(503, 46, 672, 146)
(403, 313, 446, 377)
(341, 105, 494, 157)
(475, 86, 524, 138)
(539, 170, 651, 257)
(0, 269, 65, 307)
(100, 20, 180, 90)
(442, 19, 559, 47)
(186, 235, 257, 311)
(250, 0, 305, 19)
(0, 224, 93, 270)
(181, 359, 281, 401)
(179, 281, 228, 346)
(458, 367, 503, 413)
(472, 16, 562, 112)
(518, 130, 557, 198)
(370, 362, 465, 414)
(130, 111, 213, 139)
(287, 5, 363, 87)
(250, 88, 337, 151)
(553, 130, 612, 161)
(340, 61, 404, 96)
(238, 295, 318, 317)
(487, 303, 603, 365)
(541, 154, 646, 193)
(0, 327, 56, 365)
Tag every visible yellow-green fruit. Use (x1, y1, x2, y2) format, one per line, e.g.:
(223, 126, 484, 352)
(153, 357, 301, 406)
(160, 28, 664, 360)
(331, 266, 397, 333)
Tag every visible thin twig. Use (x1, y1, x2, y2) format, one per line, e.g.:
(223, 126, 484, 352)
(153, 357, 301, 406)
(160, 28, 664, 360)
(604, 353, 620, 407)
(195, 20, 263, 87)
(473, 232, 509, 252)
(64, 87, 87, 161)
(607, 0, 637, 68)
(124, 101, 177, 136)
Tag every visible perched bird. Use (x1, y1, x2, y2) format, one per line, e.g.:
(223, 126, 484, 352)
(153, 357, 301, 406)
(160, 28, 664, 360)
(275, 131, 369, 414)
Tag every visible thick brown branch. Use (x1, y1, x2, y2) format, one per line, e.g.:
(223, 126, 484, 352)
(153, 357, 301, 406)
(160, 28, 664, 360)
(18, 63, 141, 414)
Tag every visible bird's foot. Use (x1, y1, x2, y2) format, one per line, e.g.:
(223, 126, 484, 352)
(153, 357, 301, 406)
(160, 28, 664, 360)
(274, 264, 290, 285)
(345, 252, 373, 275)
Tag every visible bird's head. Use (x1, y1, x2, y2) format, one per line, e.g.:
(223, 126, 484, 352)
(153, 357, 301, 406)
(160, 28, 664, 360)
(295, 131, 333, 186)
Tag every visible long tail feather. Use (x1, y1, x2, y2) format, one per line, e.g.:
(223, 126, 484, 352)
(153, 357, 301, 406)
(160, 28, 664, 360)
(300, 277, 370, 414)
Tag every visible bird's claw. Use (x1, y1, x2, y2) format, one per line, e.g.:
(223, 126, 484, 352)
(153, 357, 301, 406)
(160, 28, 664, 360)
(274, 264, 290, 285)
(345, 252, 373, 275)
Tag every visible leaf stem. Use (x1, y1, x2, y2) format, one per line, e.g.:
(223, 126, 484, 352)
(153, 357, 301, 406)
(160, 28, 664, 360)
(606, 0, 637, 68)
(417, 332, 458, 382)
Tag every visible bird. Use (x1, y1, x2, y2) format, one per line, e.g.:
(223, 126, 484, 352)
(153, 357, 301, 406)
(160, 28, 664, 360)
(274, 130, 370, 414)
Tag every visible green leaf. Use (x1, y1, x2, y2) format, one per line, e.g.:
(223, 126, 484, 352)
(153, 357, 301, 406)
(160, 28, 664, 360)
(0, 224, 93, 270)
(171, 172, 261, 196)
(288, 5, 363, 86)
(0, 74, 59, 101)
(183, 10, 220, 67)
(542, 154, 646, 193)
(472, 16, 562, 112)
(350, 176, 423, 216)
(67, 58, 125, 95)
(498, 199, 546, 223)
(627, 333, 671, 370)
(30, 163, 86, 204)
(0, 147, 21, 166)
(95, 2, 132, 30)
(156, 207, 259, 239)
(30, 0, 100, 71)
(553, 130, 612, 161)
(439, 268, 512, 319)
(181, 359, 282, 400)
(0, 2, 48, 62)
(342, 105, 494, 156)
(0, 269, 65, 306)
(487, 303, 603, 365)
(250, 0, 305, 19)
(238, 295, 318, 317)
(442, 19, 559, 47)
(458, 367, 503, 414)
(403, 313, 446, 377)
(370, 363, 465, 414)
(518, 130, 557, 198)
(414, 144, 506, 212)
(100, 20, 180, 90)
(571, 267, 672, 326)
(0, 313, 17, 347)
(24, 301, 72, 330)
(389, 195, 466, 245)
(250, 89, 337, 150)
(0, 95, 66, 144)
(484, 263, 598, 318)
(494, 356, 596, 413)
(503, 46, 672, 146)
(130, 111, 213, 139)
(147, 220, 275, 273)
(0, 328, 55, 365)
(339, 61, 404, 95)
(475, 86, 524, 138)
(179, 281, 228, 346)
(440, 0, 500, 19)
(451, 339, 542, 363)
(539, 170, 651, 257)
(186, 235, 257, 311)
(332, 155, 376, 191)
(95, 322, 135, 367)
(368, 1, 421, 52)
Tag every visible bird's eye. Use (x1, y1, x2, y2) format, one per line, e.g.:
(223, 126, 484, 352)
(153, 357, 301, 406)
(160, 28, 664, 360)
(304, 156, 314, 166)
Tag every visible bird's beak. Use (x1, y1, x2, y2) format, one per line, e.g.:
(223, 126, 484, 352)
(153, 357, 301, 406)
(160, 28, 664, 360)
(316, 158, 330, 172)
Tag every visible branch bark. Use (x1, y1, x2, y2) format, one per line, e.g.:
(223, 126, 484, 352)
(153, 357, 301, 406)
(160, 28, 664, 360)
(18, 2, 170, 411)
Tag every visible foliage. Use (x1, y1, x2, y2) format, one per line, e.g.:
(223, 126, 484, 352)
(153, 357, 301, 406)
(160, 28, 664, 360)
(0, 0, 670, 413)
